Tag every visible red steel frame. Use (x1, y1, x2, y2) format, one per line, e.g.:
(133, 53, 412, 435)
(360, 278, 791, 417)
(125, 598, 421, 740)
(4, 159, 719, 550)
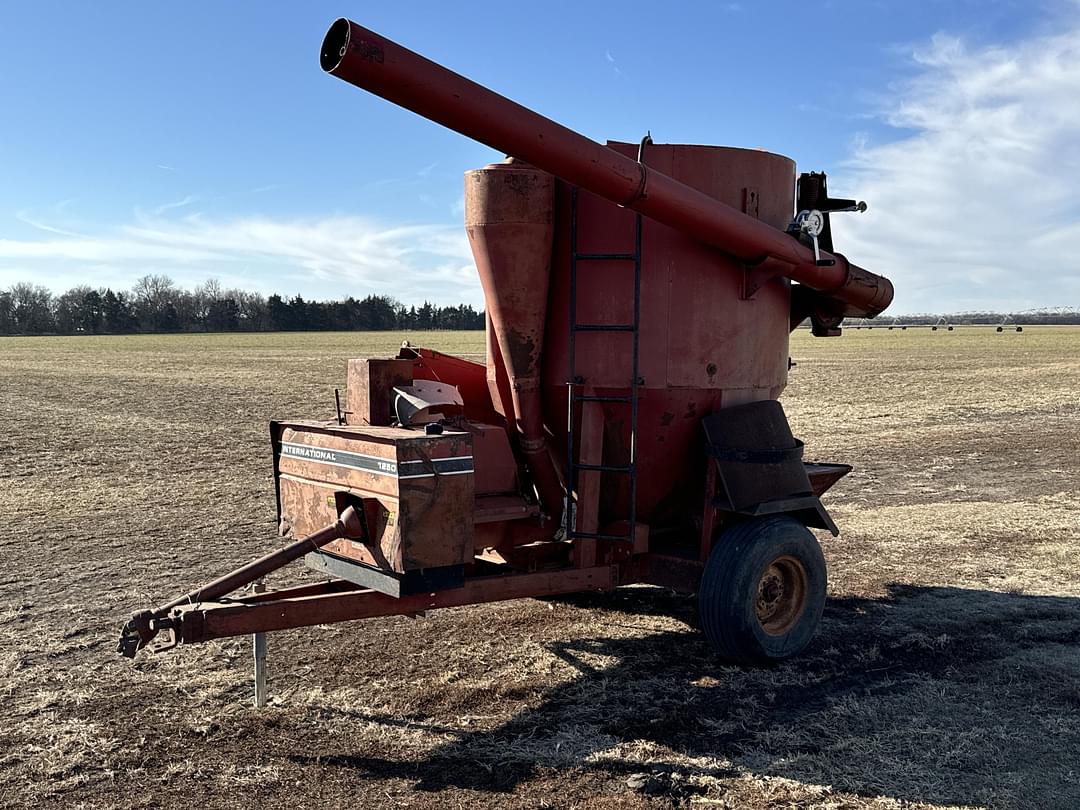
(120, 463, 848, 656)
(166, 567, 617, 647)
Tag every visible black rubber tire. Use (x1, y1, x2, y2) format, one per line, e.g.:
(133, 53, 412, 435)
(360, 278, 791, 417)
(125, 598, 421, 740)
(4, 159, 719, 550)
(699, 516, 827, 665)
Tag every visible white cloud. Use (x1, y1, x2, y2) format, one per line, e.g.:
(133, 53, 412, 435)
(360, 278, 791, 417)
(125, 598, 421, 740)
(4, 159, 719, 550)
(152, 195, 198, 216)
(0, 212, 481, 307)
(604, 49, 622, 76)
(15, 211, 87, 239)
(831, 21, 1080, 314)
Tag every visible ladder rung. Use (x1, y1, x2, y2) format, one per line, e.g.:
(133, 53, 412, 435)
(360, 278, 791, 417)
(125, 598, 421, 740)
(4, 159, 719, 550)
(574, 252, 636, 261)
(568, 191, 642, 544)
(573, 324, 635, 332)
(575, 394, 632, 403)
(575, 463, 634, 473)
(569, 530, 633, 542)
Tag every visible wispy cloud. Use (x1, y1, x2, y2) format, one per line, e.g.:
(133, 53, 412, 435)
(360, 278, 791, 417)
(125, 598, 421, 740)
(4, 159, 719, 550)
(15, 211, 87, 239)
(152, 195, 198, 216)
(831, 19, 1080, 313)
(0, 213, 479, 306)
(240, 183, 285, 195)
(604, 49, 622, 76)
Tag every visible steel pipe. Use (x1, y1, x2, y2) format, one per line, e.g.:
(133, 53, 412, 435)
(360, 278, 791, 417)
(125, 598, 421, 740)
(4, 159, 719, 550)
(320, 19, 893, 317)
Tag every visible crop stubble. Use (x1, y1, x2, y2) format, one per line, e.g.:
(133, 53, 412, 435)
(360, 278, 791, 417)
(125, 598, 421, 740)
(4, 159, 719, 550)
(0, 327, 1078, 809)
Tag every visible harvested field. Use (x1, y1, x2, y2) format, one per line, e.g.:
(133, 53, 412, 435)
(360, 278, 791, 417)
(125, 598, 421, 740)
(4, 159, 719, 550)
(1, 326, 1078, 809)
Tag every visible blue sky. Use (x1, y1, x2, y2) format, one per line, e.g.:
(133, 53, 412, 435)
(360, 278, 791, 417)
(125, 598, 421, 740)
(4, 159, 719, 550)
(2, 1, 1078, 313)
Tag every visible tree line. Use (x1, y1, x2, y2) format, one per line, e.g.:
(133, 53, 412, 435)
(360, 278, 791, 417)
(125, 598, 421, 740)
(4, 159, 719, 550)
(932, 312, 1080, 325)
(0, 275, 486, 336)
(845, 311, 1080, 327)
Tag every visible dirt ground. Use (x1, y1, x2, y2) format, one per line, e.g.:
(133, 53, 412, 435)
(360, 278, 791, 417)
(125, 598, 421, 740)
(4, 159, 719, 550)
(1, 326, 1078, 810)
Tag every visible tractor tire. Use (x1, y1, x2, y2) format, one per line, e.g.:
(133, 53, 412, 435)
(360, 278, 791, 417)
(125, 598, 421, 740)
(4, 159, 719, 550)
(699, 516, 826, 665)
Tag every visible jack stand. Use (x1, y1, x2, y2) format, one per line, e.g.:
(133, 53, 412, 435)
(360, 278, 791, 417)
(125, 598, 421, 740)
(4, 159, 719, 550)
(252, 580, 268, 708)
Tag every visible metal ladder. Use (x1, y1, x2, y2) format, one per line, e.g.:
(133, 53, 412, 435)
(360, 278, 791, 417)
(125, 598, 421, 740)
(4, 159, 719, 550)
(565, 184, 643, 544)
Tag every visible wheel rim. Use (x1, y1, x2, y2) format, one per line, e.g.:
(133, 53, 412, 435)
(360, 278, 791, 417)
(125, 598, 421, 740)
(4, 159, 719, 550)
(754, 555, 808, 636)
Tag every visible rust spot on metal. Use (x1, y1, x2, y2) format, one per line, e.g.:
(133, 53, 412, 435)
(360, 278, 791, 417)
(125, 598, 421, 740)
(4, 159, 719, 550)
(505, 327, 538, 376)
(350, 39, 384, 64)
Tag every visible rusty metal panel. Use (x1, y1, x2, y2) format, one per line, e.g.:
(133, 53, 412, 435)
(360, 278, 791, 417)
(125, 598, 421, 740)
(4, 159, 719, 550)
(346, 358, 413, 426)
(274, 421, 474, 572)
(485, 317, 513, 420)
(543, 145, 796, 527)
(277, 476, 387, 568)
(404, 346, 501, 424)
(805, 462, 853, 497)
(462, 422, 518, 495)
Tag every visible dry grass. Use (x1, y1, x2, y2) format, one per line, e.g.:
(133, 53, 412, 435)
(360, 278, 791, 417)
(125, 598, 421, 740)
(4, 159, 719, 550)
(0, 326, 1078, 809)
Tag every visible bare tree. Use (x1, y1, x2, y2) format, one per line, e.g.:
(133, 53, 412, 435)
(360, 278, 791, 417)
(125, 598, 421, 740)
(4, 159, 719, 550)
(131, 274, 180, 331)
(9, 283, 55, 334)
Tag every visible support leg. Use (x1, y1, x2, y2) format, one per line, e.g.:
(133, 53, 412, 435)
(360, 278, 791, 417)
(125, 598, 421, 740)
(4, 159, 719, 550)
(252, 581, 268, 708)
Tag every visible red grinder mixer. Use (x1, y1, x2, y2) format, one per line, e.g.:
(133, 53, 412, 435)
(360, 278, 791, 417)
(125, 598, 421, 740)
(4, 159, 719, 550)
(118, 18, 892, 667)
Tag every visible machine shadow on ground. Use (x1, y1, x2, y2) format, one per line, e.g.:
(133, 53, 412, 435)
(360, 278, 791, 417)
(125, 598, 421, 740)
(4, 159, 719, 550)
(289, 585, 1080, 808)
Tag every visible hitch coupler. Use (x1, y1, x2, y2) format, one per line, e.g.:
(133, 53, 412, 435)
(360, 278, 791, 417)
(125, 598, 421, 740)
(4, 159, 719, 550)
(117, 506, 364, 658)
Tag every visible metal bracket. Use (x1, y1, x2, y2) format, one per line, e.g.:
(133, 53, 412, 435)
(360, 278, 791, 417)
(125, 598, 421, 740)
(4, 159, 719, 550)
(637, 131, 652, 163)
(794, 171, 867, 256)
(789, 209, 834, 266)
(742, 186, 759, 219)
(740, 256, 788, 300)
(147, 616, 180, 654)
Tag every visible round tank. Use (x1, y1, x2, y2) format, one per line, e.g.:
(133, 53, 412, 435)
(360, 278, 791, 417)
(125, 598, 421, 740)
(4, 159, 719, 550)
(540, 142, 796, 529)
